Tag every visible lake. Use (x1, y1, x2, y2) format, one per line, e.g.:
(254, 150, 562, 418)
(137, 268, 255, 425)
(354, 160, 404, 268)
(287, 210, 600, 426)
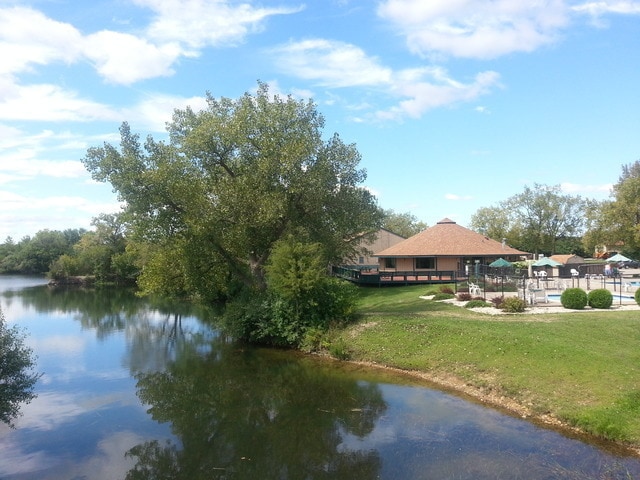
(1, 275, 640, 479)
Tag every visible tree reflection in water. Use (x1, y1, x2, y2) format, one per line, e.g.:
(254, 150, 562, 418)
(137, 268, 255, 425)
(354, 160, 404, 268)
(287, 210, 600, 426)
(129, 339, 387, 479)
(0, 307, 40, 427)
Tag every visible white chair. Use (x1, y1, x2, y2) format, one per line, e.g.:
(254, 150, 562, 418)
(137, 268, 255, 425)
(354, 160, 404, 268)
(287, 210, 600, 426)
(469, 283, 481, 295)
(539, 271, 547, 279)
(526, 282, 548, 304)
(570, 269, 579, 277)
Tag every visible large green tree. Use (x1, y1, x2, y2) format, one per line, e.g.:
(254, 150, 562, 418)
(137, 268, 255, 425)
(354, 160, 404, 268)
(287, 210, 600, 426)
(585, 160, 640, 258)
(381, 209, 427, 238)
(82, 83, 382, 303)
(470, 184, 587, 256)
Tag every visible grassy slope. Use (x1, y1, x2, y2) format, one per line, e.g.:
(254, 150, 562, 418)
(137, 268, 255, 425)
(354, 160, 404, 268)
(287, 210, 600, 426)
(341, 285, 640, 446)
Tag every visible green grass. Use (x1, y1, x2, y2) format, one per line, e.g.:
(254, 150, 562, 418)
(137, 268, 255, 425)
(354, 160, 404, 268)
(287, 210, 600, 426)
(340, 284, 640, 446)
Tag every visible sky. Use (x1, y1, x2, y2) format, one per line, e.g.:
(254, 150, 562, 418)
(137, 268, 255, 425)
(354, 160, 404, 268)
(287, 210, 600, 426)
(1, 0, 639, 241)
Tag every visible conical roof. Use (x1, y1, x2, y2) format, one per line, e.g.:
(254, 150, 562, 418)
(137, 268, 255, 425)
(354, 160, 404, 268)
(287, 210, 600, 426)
(374, 218, 529, 257)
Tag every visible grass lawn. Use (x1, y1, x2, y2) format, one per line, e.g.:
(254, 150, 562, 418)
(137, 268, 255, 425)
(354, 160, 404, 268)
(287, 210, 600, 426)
(339, 284, 640, 448)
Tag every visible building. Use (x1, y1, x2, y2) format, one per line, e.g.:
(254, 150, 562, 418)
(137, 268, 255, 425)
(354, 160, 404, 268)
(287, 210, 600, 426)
(342, 228, 406, 267)
(374, 218, 530, 273)
(549, 254, 584, 265)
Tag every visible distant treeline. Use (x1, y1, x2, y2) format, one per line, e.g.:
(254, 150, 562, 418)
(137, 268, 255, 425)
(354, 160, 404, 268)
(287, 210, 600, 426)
(0, 214, 137, 285)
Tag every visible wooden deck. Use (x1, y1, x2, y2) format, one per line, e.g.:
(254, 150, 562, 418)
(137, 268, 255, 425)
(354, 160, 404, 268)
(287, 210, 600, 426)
(333, 266, 459, 286)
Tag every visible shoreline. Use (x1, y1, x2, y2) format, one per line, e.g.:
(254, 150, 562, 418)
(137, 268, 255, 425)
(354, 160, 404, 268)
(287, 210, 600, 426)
(346, 358, 640, 458)
(340, 294, 640, 458)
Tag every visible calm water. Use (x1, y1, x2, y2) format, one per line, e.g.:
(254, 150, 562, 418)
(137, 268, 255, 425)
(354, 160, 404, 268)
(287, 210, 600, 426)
(1, 276, 640, 479)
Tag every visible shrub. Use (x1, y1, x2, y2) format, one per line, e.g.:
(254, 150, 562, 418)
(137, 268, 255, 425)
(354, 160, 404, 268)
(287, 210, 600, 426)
(561, 288, 588, 310)
(587, 289, 613, 309)
(490, 296, 505, 308)
(439, 286, 454, 294)
(328, 337, 351, 360)
(635, 288, 640, 306)
(465, 299, 491, 308)
(500, 296, 526, 313)
(432, 292, 455, 301)
(456, 292, 472, 301)
(300, 327, 330, 353)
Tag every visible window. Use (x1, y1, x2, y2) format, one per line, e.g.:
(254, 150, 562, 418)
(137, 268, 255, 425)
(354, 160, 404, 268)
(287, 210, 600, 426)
(415, 257, 435, 269)
(358, 256, 364, 264)
(384, 258, 396, 269)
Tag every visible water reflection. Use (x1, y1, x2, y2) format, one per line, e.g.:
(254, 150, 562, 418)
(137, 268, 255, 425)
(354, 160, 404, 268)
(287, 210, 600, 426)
(1, 278, 640, 479)
(129, 344, 386, 479)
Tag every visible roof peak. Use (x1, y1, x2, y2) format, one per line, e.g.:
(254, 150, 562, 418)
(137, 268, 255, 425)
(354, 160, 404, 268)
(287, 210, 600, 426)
(437, 217, 456, 224)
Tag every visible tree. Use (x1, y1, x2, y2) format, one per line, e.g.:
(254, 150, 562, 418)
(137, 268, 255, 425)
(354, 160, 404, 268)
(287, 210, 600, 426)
(48, 215, 137, 284)
(470, 184, 587, 255)
(82, 82, 382, 305)
(594, 159, 640, 258)
(381, 209, 427, 238)
(470, 206, 512, 242)
(0, 307, 40, 427)
(12, 229, 84, 274)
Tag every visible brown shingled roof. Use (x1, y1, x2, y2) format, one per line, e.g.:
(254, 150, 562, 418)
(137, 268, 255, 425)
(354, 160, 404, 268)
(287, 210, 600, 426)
(374, 218, 529, 257)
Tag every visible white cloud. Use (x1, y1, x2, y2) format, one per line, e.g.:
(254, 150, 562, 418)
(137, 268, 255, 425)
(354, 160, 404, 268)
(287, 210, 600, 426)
(137, 0, 303, 49)
(572, 1, 640, 16)
(0, 6, 83, 76)
(0, 80, 119, 122)
(445, 193, 473, 201)
(377, 0, 570, 59)
(83, 31, 182, 85)
(0, 129, 98, 180)
(376, 68, 501, 120)
(124, 93, 209, 132)
(0, 1, 302, 88)
(271, 39, 393, 87)
(0, 189, 122, 240)
(271, 39, 501, 120)
(0, 158, 86, 180)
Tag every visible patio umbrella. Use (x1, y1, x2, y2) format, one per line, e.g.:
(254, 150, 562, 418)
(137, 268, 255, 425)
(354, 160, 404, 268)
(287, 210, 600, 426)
(606, 253, 632, 262)
(532, 257, 562, 267)
(489, 258, 512, 268)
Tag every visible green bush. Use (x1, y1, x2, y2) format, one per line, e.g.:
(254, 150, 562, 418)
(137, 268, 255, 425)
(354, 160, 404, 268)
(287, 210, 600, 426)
(300, 327, 330, 353)
(500, 296, 526, 313)
(561, 288, 588, 310)
(464, 299, 491, 308)
(587, 289, 613, 309)
(328, 337, 351, 360)
(635, 288, 640, 306)
(432, 292, 455, 301)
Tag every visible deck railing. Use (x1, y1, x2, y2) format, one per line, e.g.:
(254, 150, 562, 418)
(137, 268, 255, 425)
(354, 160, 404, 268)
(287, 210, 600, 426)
(332, 266, 458, 286)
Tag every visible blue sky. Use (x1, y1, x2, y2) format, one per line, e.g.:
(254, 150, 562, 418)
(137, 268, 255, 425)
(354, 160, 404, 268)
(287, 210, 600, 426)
(2, 0, 639, 240)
